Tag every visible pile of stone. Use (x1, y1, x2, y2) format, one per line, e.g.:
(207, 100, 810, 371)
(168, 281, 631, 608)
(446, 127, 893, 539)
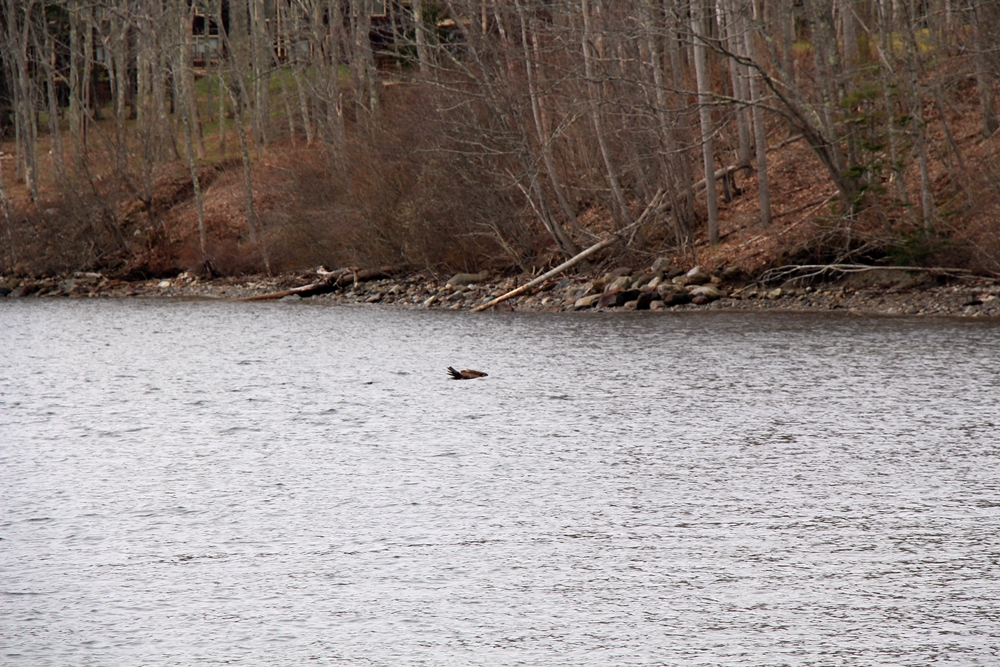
(0, 272, 109, 298)
(4, 262, 999, 319)
(568, 261, 729, 311)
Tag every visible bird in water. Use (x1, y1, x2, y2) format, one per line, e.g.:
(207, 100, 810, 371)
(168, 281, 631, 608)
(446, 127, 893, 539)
(447, 367, 488, 380)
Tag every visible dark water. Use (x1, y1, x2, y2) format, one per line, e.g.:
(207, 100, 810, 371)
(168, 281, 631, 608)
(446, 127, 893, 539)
(2, 300, 999, 666)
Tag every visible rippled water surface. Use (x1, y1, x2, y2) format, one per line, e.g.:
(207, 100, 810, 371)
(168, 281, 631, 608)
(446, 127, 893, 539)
(2, 300, 999, 666)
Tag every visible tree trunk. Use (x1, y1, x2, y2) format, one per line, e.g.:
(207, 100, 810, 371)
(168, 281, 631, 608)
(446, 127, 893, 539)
(973, 1, 999, 137)
(741, 7, 771, 225)
(516, 0, 581, 237)
(288, 3, 314, 145)
(666, 2, 696, 230)
(721, 0, 751, 167)
(690, 0, 720, 243)
(581, 0, 632, 228)
(8, 0, 40, 201)
(904, 0, 933, 228)
(413, 0, 431, 75)
(68, 0, 83, 157)
(182, 4, 204, 156)
(231, 87, 271, 274)
(250, 0, 269, 150)
(40, 24, 66, 179)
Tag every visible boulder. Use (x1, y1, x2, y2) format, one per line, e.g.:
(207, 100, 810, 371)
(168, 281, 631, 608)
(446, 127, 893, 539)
(606, 275, 632, 292)
(691, 295, 709, 305)
(689, 284, 726, 300)
(598, 291, 624, 308)
(446, 271, 489, 286)
(656, 282, 681, 300)
(650, 257, 672, 273)
(767, 288, 783, 300)
(635, 291, 657, 310)
(659, 290, 692, 307)
(649, 300, 665, 310)
(574, 294, 602, 310)
(10, 284, 37, 298)
(722, 265, 743, 281)
(631, 273, 655, 289)
(610, 266, 633, 278)
(366, 293, 383, 303)
(599, 289, 642, 308)
(685, 265, 711, 285)
(422, 294, 439, 306)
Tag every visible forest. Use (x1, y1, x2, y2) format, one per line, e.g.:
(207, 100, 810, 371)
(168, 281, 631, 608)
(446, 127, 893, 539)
(1, 0, 999, 281)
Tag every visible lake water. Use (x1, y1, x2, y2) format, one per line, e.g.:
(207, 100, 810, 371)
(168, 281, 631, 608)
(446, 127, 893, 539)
(2, 299, 999, 666)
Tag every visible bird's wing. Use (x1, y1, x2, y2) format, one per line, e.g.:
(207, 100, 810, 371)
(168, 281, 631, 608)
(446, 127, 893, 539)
(446, 367, 463, 379)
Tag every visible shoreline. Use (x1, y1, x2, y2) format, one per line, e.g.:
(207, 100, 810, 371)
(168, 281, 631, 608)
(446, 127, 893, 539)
(3, 266, 999, 319)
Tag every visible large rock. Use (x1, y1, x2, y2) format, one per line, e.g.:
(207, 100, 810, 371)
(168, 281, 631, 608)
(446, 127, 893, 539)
(10, 284, 37, 298)
(657, 282, 681, 299)
(657, 283, 692, 307)
(685, 265, 711, 285)
(609, 266, 633, 278)
(650, 257, 672, 273)
(599, 289, 641, 308)
(598, 291, 624, 308)
(722, 265, 743, 281)
(446, 271, 489, 286)
(605, 275, 632, 292)
(574, 294, 602, 310)
(689, 284, 726, 300)
(635, 292, 657, 310)
(631, 273, 655, 289)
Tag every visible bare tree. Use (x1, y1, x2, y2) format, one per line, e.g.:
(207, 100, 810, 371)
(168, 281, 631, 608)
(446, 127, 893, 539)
(690, 0, 720, 243)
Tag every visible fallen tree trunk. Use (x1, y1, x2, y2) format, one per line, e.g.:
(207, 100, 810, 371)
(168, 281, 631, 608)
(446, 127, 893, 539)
(691, 137, 803, 196)
(759, 263, 978, 285)
(692, 163, 752, 194)
(331, 267, 395, 286)
(472, 191, 663, 312)
(242, 281, 335, 300)
(243, 266, 401, 301)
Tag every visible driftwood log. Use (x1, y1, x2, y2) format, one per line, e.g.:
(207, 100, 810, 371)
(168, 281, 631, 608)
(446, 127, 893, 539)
(472, 191, 664, 312)
(242, 266, 399, 301)
(758, 263, 976, 286)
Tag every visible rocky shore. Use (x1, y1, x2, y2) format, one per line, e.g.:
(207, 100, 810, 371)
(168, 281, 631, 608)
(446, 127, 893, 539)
(2, 261, 999, 319)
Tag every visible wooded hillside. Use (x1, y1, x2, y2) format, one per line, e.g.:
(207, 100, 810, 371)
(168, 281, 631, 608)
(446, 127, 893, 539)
(2, 0, 999, 279)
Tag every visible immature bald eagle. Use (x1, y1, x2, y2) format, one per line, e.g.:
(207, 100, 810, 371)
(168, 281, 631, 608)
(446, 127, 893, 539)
(447, 367, 488, 380)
